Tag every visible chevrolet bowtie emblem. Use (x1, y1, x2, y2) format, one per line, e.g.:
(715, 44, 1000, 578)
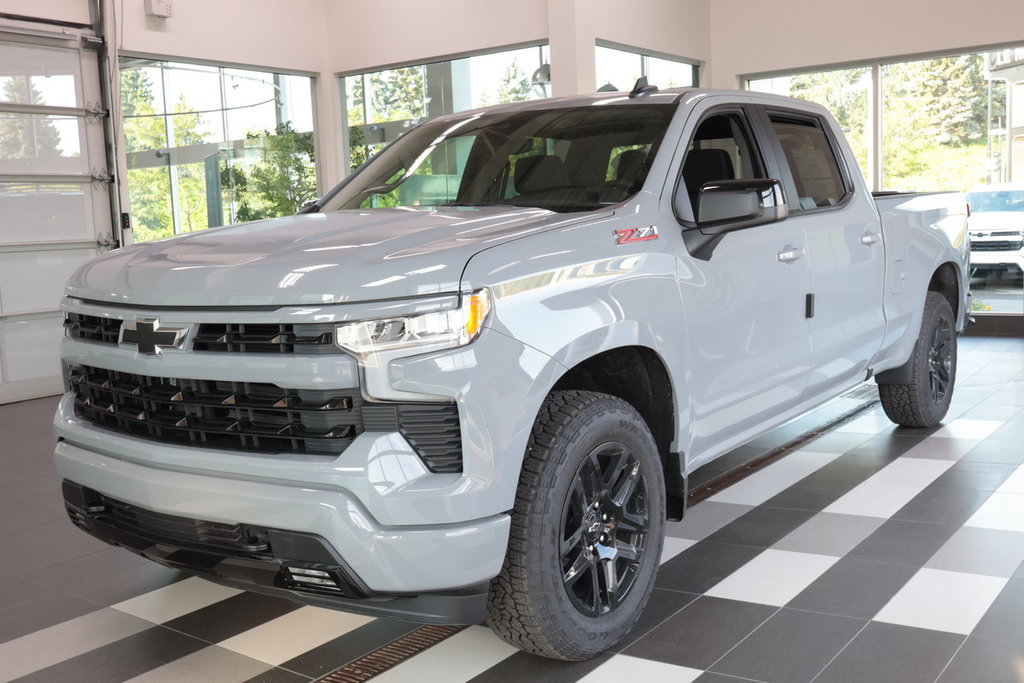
(120, 318, 189, 355)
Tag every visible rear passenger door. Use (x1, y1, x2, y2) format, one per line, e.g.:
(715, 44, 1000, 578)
(669, 102, 813, 466)
(758, 109, 886, 398)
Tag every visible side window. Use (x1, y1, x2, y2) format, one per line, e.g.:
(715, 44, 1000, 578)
(769, 116, 847, 210)
(681, 113, 760, 196)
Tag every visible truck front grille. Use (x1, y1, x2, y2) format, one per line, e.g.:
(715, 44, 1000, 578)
(193, 323, 336, 354)
(64, 313, 123, 344)
(70, 365, 360, 456)
(68, 365, 463, 471)
(972, 240, 1023, 252)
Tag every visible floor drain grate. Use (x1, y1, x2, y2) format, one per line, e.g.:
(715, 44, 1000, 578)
(317, 624, 467, 682)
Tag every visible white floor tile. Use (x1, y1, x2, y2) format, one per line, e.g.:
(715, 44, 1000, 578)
(899, 437, 980, 461)
(372, 626, 517, 683)
(996, 463, 1024, 495)
(823, 458, 954, 518)
(124, 646, 270, 683)
(966, 492, 1024, 533)
(577, 654, 702, 682)
(216, 606, 373, 666)
(929, 419, 1005, 440)
(704, 549, 839, 606)
(112, 577, 241, 624)
(773, 512, 885, 557)
(708, 451, 842, 506)
(873, 568, 1007, 634)
(660, 536, 697, 564)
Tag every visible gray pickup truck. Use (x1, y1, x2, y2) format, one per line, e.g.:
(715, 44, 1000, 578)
(55, 86, 969, 660)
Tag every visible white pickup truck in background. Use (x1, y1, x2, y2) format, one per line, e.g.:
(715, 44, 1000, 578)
(55, 86, 970, 660)
(966, 183, 1024, 278)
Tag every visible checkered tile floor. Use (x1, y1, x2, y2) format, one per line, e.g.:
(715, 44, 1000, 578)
(1, 336, 1022, 682)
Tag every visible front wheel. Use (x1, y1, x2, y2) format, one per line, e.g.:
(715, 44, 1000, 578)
(486, 390, 665, 660)
(879, 291, 957, 427)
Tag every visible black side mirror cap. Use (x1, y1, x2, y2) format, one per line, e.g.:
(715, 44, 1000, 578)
(679, 179, 788, 260)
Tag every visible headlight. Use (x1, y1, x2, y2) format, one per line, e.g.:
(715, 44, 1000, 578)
(335, 289, 491, 356)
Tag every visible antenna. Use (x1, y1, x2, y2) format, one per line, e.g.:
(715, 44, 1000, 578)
(629, 76, 658, 98)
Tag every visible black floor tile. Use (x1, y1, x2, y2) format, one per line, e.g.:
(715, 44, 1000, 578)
(928, 460, 1020, 492)
(14, 625, 208, 682)
(960, 438, 1024, 466)
(613, 588, 699, 651)
(279, 618, 420, 677)
(655, 541, 764, 594)
(787, 557, 918, 620)
(937, 636, 1024, 682)
(468, 651, 611, 683)
(891, 484, 991, 526)
(695, 673, 752, 682)
(813, 622, 964, 683)
(622, 596, 776, 669)
(0, 590, 101, 642)
(164, 592, 302, 644)
(971, 578, 1024, 645)
(704, 505, 817, 549)
(761, 463, 873, 512)
(847, 518, 959, 568)
(709, 608, 865, 682)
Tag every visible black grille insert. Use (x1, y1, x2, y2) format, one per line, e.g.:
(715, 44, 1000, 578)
(64, 312, 122, 344)
(70, 365, 361, 456)
(194, 323, 335, 354)
(68, 365, 462, 470)
(972, 240, 1023, 252)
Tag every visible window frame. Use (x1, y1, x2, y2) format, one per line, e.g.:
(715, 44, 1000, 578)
(755, 106, 855, 215)
(671, 105, 772, 228)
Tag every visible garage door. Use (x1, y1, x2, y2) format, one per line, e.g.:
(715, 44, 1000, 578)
(0, 20, 115, 404)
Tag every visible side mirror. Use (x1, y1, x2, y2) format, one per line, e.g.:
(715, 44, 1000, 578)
(695, 179, 788, 232)
(677, 179, 789, 261)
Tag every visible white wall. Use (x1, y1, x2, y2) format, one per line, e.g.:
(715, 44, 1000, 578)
(709, 0, 1024, 88)
(594, 0, 709, 72)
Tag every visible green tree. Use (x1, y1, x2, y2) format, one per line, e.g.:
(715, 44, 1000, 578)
(224, 121, 317, 222)
(788, 68, 870, 177)
(495, 60, 533, 105)
(0, 77, 63, 161)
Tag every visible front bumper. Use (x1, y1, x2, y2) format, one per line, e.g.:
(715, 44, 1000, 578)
(60, 479, 490, 623)
(53, 435, 509, 619)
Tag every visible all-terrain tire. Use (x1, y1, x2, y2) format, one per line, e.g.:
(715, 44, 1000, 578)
(879, 291, 957, 427)
(486, 390, 665, 661)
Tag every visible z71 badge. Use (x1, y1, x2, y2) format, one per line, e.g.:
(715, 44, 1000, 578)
(614, 226, 659, 245)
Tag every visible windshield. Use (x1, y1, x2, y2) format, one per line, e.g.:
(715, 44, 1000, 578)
(967, 190, 1024, 213)
(320, 104, 677, 213)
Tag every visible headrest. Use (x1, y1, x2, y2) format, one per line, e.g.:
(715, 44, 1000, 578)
(682, 148, 735, 192)
(615, 149, 648, 182)
(515, 155, 570, 194)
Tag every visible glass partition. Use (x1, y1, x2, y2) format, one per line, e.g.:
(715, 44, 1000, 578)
(595, 44, 698, 93)
(119, 59, 316, 242)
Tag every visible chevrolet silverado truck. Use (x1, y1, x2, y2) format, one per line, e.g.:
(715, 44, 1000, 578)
(966, 183, 1024, 278)
(55, 86, 970, 660)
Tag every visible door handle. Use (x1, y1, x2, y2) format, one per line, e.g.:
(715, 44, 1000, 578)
(861, 232, 881, 246)
(777, 246, 804, 263)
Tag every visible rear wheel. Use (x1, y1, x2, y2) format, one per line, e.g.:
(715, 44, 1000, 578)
(486, 390, 665, 660)
(879, 291, 957, 427)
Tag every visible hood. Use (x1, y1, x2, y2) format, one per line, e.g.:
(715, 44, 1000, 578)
(968, 211, 1024, 234)
(67, 207, 591, 307)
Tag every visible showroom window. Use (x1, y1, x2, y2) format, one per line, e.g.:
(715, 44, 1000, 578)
(342, 45, 550, 173)
(119, 59, 316, 242)
(749, 47, 1024, 314)
(595, 43, 698, 93)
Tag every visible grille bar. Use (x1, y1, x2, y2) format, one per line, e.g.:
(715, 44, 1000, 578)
(194, 322, 336, 354)
(70, 365, 360, 456)
(972, 240, 1023, 252)
(64, 312, 122, 344)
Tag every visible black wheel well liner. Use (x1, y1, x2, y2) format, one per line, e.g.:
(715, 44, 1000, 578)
(551, 346, 685, 520)
(928, 261, 960, 322)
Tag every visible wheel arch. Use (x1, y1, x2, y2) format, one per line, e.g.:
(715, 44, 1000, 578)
(551, 345, 685, 520)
